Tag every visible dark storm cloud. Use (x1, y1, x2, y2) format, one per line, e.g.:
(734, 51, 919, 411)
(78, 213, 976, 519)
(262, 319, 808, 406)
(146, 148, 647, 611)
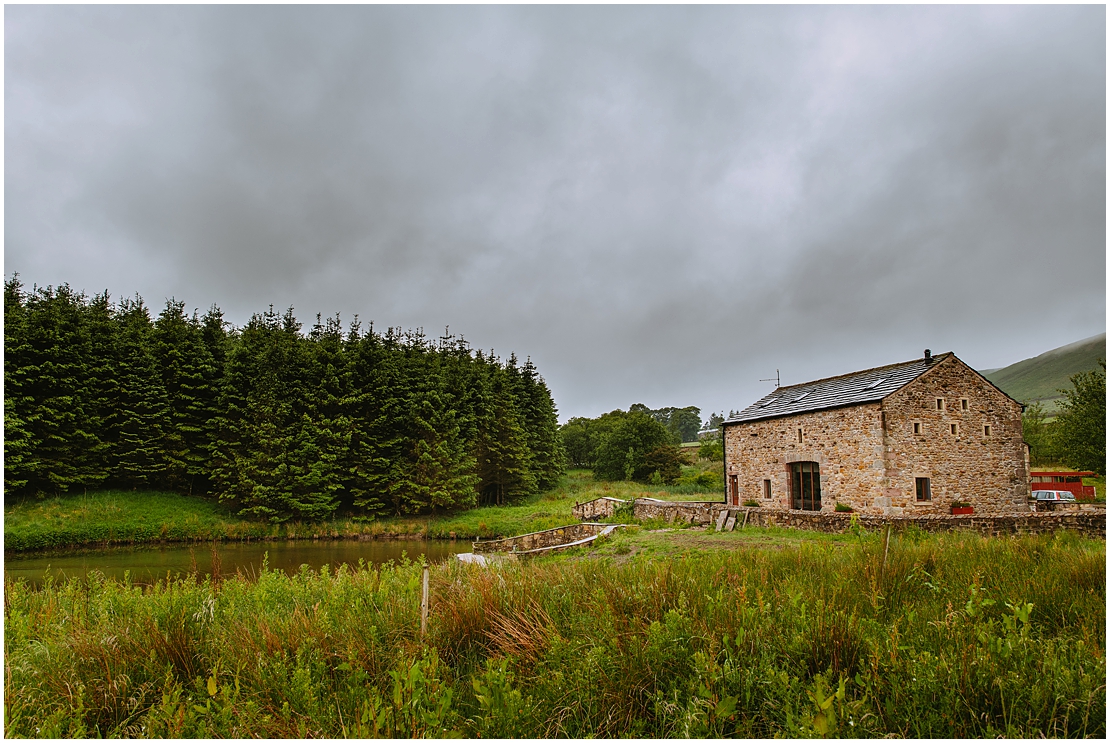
(6, 5, 1104, 420)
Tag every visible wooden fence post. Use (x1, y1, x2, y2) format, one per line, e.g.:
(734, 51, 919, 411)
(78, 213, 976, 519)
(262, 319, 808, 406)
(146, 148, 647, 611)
(882, 524, 892, 572)
(420, 565, 429, 637)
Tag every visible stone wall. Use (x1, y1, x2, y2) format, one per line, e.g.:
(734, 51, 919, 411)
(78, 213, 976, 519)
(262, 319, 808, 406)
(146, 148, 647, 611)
(633, 498, 724, 525)
(723, 356, 1030, 518)
(724, 403, 886, 513)
(628, 499, 1105, 539)
(880, 356, 1029, 516)
(572, 496, 629, 521)
(473, 523, 611, 553)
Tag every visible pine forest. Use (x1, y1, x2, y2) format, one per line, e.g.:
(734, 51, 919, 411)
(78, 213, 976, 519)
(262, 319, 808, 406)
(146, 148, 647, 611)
(4, 277, 564, 521)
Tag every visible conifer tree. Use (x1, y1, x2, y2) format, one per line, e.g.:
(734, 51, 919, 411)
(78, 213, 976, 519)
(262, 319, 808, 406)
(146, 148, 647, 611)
(153, 300, 221, 494)
(18, 284, 107, 494)
(4, 276, 34, 494)
(284, 314, 349, 519)
(82, 291, 119, 482)
(388, 349, 478, 513)
(342, 324, 394, 517)
(107, 297, 171, 489)
(511, 355, 565, 490)
(474, 360, 535, 505)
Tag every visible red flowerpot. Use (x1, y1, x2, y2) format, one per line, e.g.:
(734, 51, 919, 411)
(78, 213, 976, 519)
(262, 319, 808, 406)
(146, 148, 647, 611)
(950, 506, 973, 515)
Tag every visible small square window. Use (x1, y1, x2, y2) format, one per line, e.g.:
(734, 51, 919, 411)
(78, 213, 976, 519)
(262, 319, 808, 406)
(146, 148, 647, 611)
(983, 425, 991, 436)
(936, 398, 944, 411)
(950, 423, 958, 435)
(916, 477, 932, 501)
(763, 479, 772, 499)
(913, 422, 921, 435)
(961, 398, 969, 411)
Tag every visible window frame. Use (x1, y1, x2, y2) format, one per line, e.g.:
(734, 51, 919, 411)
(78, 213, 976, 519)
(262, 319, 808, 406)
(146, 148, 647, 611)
(789, 461, 822, 511)
(915, 477, 932, 502)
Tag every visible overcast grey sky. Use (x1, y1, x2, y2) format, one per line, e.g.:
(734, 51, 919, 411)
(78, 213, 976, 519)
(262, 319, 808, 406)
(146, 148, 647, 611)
(5, 5, 1105, 422)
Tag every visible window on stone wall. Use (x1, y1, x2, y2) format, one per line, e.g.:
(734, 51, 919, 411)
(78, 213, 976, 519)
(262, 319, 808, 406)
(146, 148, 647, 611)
(950, 423, 958, 435)
(916, 477, 932, 501)
(936, 398, 944, 411)
(797, 428, 803, 443)
(983, 424, 991, 436)
(913, 422, 921, 435)
(763, 479, 772, 499)
(961, 398, 969, 411)
(790, 462, 821, 511)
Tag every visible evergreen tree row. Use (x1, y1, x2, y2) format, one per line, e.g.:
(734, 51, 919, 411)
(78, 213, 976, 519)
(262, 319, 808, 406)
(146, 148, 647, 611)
(4, 277, 564, 520)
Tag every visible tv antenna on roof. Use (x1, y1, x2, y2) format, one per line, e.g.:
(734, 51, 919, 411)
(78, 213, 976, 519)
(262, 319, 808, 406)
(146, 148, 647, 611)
(760, 369, 781, 388)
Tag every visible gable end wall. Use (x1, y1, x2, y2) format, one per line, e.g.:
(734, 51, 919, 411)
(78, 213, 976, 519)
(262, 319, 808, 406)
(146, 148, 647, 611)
(880, 356, 1029, 516)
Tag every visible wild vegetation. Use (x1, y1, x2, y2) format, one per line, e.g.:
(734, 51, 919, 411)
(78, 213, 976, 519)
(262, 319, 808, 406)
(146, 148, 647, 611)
(5, 529, 1103, 737)
(4, 277, 563, 520)
(1022, 361, 1106, 476)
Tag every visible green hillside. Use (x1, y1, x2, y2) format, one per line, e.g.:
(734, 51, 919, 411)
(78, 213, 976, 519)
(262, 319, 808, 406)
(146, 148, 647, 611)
(983, 333, 1105, 413)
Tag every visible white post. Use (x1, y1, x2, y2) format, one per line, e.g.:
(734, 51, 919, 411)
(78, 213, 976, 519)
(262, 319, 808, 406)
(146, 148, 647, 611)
(420, 565, 429, 637)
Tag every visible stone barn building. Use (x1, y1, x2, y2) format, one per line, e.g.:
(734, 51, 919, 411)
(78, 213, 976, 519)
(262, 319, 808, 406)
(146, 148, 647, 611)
(723, 351, 1031, 517)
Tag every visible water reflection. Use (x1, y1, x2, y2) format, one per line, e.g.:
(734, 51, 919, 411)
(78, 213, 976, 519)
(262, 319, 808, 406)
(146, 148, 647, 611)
(5, 539, 471, 587)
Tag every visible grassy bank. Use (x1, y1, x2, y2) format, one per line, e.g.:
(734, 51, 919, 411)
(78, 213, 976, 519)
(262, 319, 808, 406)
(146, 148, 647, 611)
(5, 531, 1104, 737)
(4, 470, 722, 553)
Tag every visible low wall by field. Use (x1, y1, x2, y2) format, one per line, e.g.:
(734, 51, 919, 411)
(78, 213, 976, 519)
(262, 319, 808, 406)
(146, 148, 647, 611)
(1033, 501, 1106, 513)
(572, 497, 629, 520)
(630, 499, 1106, 539)
(473, 523, 615, 554)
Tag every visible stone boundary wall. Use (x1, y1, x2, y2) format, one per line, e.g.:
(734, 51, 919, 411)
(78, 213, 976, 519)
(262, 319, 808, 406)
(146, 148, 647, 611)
(1034, 501, 1106, 513)
(630, 499, 1106, 539)
(572, 497, 630, 520)
(473, 523, 612, 553)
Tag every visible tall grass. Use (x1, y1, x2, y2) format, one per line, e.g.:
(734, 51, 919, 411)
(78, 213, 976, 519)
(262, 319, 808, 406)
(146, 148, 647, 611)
(6, 530, 1103, 737)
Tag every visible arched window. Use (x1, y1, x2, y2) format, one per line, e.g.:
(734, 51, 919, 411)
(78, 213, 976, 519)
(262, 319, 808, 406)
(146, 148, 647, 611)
(790, 461, 821, 511)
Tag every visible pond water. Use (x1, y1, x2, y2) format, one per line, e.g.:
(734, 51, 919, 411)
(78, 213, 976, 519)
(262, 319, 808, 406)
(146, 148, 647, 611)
(4, 539, 472, 587)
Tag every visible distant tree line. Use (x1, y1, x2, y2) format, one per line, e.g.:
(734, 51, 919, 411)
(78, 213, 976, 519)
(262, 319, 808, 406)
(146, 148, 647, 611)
(4, 277, 564, 520)
(1023, 361, 1106, 475)
(559, 404, 705, 484)
(629, 404, 703, 443)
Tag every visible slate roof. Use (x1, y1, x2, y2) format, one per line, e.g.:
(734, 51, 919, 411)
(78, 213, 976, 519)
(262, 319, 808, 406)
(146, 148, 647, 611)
(725, 353, 953, 425)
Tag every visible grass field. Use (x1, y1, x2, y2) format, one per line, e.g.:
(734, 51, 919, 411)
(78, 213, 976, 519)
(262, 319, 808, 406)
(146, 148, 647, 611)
(4, 469, 723, 553)
(5, 529, 1103, 737)
(983, 333, 1105, 412)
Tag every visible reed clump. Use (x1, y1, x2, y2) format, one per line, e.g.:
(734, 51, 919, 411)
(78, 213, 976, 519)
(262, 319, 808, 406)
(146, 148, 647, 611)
(5, 532, 1104, 737)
